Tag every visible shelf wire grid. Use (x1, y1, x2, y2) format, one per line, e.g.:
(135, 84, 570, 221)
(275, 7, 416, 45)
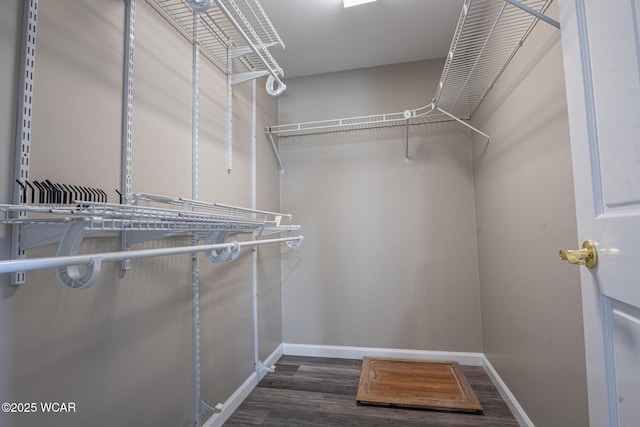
(434, 0, 552, 119)
(147, 0, 284, 77)
(265, 0, 551, 138)
(0, 198, 290, 234)
(266, 104, 452, 138)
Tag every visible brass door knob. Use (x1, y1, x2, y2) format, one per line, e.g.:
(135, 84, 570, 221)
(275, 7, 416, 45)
(559, 240, 597, 269)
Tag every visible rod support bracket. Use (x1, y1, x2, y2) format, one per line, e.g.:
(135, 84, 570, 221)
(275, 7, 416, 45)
(204, 231, 241, 263)
(54, 220, 103, 289)
(286, 235, 303, 249)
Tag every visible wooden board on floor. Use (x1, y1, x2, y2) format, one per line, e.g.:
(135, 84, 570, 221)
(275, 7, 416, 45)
(356, 357, 484, 414)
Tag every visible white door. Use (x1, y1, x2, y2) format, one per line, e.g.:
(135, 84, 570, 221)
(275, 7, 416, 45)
(559, 1, 640, 426)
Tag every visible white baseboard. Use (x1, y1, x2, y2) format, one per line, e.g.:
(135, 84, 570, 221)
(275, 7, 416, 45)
(203, 344, 533, 427)
(482, 355, 534, 427)
(282, 343, 484, 366)
(203, 343, 284, 427)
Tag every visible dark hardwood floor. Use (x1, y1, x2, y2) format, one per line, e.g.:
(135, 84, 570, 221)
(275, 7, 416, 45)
(224, 355, 519, 426)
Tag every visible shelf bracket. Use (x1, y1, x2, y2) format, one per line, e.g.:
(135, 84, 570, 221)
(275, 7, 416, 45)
(128, 230, 183, 245)
(435, 107, 492, 143)
(229, 42, 279, 59)
(266, 132, 285, 174)
(503, 0, 560, 29)
(231, 70, 269, 86)
(20, 224, 67, 250)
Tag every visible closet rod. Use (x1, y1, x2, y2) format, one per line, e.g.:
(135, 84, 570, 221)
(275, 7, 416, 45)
(0, 236, 303, 276)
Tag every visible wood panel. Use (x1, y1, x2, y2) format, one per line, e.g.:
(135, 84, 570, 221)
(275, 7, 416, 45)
(356, 358, 483, 413)
(224, 356, 518, 426)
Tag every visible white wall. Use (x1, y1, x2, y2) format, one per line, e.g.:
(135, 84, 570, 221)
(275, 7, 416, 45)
(0, 1, 282, 426)
(279, 60, 483, 352)
(471, 2, 589, 425)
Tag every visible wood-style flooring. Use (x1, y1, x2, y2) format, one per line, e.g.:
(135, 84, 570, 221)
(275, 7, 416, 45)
(224, 355, 519, 426)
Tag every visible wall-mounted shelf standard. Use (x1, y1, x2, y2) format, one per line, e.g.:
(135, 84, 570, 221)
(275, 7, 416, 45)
(265, 0, 555, 165)
(0, 193, 302, 289)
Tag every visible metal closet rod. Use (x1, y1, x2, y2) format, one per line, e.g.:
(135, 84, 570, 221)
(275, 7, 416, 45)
(0, 235, 303, 275)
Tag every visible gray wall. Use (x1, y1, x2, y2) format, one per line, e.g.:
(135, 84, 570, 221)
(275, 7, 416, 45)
(0, 1, 282, 426)
(278, 2, 589, 424)
(471, 2, 588, 426)
(279, 60, 483, 352)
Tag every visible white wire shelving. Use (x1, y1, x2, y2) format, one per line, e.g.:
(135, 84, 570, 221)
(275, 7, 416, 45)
(266, 104, 450, 138)
(5, 4, 294, 425)
(434, 0, 552, 120)
(147, 0, 285, 90)
(265, 0, 554, 140)
(0, 193, 302, 289)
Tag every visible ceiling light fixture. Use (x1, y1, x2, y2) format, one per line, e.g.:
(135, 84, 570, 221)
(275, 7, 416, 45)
(343, 0, 377, 8)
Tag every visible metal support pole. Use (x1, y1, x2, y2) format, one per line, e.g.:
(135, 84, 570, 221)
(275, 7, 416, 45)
(503, 0, 560, 29)
(191, 13, 202, 427)
(251, 80, 275, 376)
(226, 48, 233, 174)
(11, 0, 39, 285)
(251, 79, 257, 215)
(251, 79, 260, 371)
(404, 119, 410, 164)
(121, 0, 136, 271)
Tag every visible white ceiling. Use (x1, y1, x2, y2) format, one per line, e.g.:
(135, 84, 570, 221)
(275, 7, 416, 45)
(258, 0, 466, 79)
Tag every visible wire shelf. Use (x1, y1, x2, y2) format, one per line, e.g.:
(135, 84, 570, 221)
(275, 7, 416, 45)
(0, 194, 297, 235)
(0, 193, 301, 288)
(265, 0, 552, 138)
(265, 104, 452, 138)
(147, 0, 284, 78)
(434, 0, 552, 119)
